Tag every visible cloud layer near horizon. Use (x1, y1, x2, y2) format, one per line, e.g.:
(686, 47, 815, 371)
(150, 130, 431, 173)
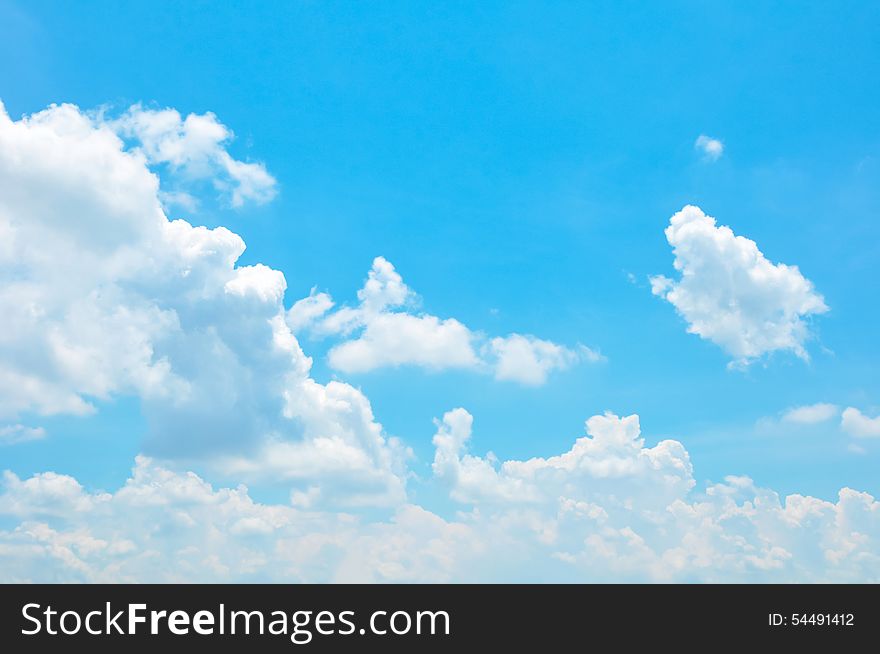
(1, 412, 878, 582)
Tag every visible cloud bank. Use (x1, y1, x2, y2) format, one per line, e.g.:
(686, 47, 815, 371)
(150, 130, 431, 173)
(1, 415, 878, 582)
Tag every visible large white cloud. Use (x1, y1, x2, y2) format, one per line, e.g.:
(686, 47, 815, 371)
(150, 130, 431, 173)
(651, 205, 828, 366)
(290, 257, 601, 385)
(0, 100, 403, 506)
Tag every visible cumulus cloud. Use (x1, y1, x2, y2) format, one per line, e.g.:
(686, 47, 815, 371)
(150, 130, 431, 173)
(782, 403, 840, 425)
(111, 105, 277, 207)
(432, 410, 693, 506)
(1, 416, 878, 582)
(291, 257, 600, 385)
(841, 408, 880, 439)
(651, 205, 828, 366)
(694, 134, 724, 161)
(0, 100, 402, 506)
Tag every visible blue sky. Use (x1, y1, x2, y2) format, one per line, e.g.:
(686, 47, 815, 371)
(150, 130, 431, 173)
(0, 1, 878, 581)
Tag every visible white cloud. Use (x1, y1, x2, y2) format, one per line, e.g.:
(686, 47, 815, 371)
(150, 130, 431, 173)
(356, 255, 411, 314)
(287, 289, 335, 332)
(486, 335, 602, 386)
(0, 456, 470, 583)
(293, 257, 600, 385)
(317, 259, 482, 374)
(0, 469, 105, 517)
(1, 415, 878, 582)
(214, 377, 411, 506)
(432, 410, 693, 506)
(329, 313, 480, 373)
(841, 408, 880, 439)
(651, 205, 828, 366)
(158, 190, 199, 212)
(782, 403, 840, 424)
(224, 263, 287, 303)
(695, 134, 724, 161)
(0, 100, 184, 418)
(0, 100, 403, 506)
(111, 105, 277, 207)
(0, 424, 46, 446)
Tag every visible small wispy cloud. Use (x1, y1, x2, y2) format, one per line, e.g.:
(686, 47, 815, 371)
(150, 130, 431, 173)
(695, 134, 724, 161)
(0, 424, 46, 446)
(841, 407, 880, 438)
(781, 402, 839, 425)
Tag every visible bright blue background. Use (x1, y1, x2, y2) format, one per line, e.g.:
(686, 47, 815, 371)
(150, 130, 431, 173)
(1, 0, 878, 505)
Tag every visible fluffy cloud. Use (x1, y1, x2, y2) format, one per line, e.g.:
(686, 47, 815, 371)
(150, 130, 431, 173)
(291, 257, 600, 385)
(0, 100, 180, 418)
(112, 105, 277, 207)
(694, 134, 724, 161)
(329, 313, 480, 373)
(651, 205, 828, 366)
(841, 408, 880, 439)
(486, 335, 601, 386)
(433, 410, 693, 506)
(1, 415, 878, 582)
(782, 403, 840, 424)
(287, 290, 335, 332)
(0, 100, 403, 506)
